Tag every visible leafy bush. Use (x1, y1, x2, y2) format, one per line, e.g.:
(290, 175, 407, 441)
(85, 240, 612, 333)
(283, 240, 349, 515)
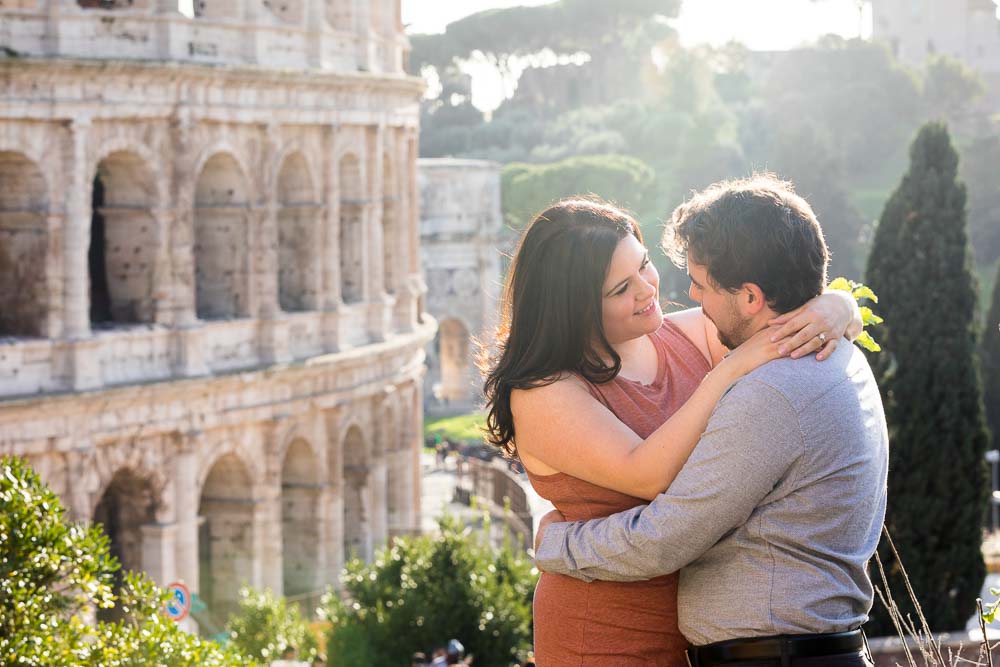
(321, 516, 537, 667)
(424, 412, 487, 443)
(0, 454, 253, 667)
(225, 587, 321, 664)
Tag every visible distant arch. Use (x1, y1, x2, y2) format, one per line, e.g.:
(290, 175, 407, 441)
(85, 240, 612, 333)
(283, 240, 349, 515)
(194, 153, 251, 320)
(92, 467, 158, 622)
(89, 151, 158, 326)
(339, 153, 364, 304)
(198, 453, 254, 626)
(0, 151, 49, 337)
(281, 438, 320, 598)
(276, 151, 321, 312)
(437, 317, 472, 403)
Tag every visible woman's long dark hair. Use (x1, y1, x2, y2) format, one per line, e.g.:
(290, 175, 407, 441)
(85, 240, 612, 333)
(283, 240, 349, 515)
(481, 197, 644, 458)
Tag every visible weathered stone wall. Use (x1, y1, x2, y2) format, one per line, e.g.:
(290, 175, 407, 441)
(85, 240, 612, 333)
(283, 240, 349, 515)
(418, 159, 503, 411)
(0, 0, 431, 625)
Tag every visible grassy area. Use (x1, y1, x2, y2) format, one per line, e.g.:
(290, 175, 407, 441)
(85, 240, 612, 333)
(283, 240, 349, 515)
(424, 412, 487, 443)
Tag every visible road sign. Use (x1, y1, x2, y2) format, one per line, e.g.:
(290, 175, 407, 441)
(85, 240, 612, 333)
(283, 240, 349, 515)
(164, 581, 192, 622)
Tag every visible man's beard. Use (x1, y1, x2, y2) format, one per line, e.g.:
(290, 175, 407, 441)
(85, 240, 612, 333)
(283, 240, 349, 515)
(715, 306, 755, 349)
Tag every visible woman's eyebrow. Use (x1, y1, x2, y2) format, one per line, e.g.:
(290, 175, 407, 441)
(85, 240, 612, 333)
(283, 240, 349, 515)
(604, 254, 648, 297)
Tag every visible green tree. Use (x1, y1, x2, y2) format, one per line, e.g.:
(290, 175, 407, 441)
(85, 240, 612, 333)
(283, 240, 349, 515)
(225, 587, 320, 664)
(864, 123, 990, 634)
(322, 516, 536, 667)
(0, 455, 253, 666)
(922, 54, 985, 122)
(983, 262, 1000, 448)
(500, 154, 654, 230)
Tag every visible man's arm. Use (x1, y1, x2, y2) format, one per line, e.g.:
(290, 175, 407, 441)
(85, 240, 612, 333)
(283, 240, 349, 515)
(534, 378, 803, 582)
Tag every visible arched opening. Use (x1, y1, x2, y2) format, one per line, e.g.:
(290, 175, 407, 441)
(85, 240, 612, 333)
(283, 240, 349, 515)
(281, 438, 319, 599)
(438, 318, 471, 404)
(277, 153, 320, 313)
(89, 152, 157, 327)
(92, 468, 158, 622)
(339, 154, 364, 304)
(382, 153, 399, 295)
(198, 453, 254, 627)
(342, 425, 371, 562)
(194, 154, 250, 320)
(78, 0, 149, 10)
(0, 151, 48, 338)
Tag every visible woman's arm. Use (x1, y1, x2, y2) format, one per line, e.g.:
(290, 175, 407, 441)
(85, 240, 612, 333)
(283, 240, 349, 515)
(666, 289, 863, 367)
(512, 328, 778, 500)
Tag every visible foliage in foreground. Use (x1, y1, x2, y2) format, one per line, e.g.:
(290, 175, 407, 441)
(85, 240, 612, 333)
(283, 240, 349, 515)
(225, 587, 320, 664)
(424, 412, 488, 443)
(321, 515, 537, 667)
(0, 455, 254, 667)
(982, 261, 1000, 447)
(863, 122, 989, 634)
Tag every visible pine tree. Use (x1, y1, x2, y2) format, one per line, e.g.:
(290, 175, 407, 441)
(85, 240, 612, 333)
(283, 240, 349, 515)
(983, 263, 1000, 448)
(864, 122, 990, 634)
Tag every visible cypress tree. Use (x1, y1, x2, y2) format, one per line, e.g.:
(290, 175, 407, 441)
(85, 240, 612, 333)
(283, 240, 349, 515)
(864, 122, 990, 635)
(983, 263, 1000, 448)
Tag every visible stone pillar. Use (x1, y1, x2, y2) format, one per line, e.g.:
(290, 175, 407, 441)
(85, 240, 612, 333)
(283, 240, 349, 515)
(323, 408, 345, 584)
(321, 124, 341, 353)
(64, 118, 91, 341)
(370, 457, 388, 550)
(141, 523, 178, 587)
(151, 206, 176, 326)
(254, 490, 283, 593)
(174, 433, 200, 593)
(367, 124, 391, 341)
(257, 196, 291, 364)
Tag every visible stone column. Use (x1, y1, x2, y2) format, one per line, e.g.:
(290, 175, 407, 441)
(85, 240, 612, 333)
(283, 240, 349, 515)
(323, 408, 345, 584)
(45, 212, 66, 339)
(151, 206, 177, 326)
(141, 523, 178, 587)
(174, 432, 201, 593)
(367, 124, 391, 341)
(321, 124, 341, 353)
(370, 457, 388, 550)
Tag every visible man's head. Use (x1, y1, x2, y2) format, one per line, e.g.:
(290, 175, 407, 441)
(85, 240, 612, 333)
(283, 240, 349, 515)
(662, 173, 829, 348)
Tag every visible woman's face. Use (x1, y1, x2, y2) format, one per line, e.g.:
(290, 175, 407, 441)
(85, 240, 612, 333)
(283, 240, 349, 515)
(600, 234, 662, 345)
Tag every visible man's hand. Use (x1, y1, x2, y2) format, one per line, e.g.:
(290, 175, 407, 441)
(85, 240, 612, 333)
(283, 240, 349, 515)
(533, 509, 565, 569)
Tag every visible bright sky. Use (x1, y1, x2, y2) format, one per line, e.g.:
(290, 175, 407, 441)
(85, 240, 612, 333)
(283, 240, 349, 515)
(401, 0, 875, 110)
(401, 0, 872, 47)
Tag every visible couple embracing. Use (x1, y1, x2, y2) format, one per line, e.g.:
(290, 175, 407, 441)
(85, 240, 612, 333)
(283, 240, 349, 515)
(482, 174, 888, 667)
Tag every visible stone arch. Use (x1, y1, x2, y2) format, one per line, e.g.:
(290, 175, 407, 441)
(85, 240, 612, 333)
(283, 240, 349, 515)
(198, 452, 254, 626)
(0, 151, 49, 338)
(89, 151, 158, 326)
(281, 437, 319, 598)
(276, 151, 320, 312)
(341, 423, 371, 562)
(339, 153, 364, 304)
(382, 152, 399, 295)
(194, 152, 251, 320)
(437, 317, 472, 404)
(92, 467, 159, 622)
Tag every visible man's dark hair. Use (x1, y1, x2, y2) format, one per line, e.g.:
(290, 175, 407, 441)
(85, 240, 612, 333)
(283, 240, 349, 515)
(662, 173, 829, 314)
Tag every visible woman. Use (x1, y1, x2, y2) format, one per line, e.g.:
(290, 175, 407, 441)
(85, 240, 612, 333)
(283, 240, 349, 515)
(482, 198, 860, 666)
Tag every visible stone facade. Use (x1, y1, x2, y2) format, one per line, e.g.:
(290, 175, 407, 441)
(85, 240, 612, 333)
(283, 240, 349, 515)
(0, 0, 433, 626)
(418, 159, 502, 412)
(872, 0, 1000, 75)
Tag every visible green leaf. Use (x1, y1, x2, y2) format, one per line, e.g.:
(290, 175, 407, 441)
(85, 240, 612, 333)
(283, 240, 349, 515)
(852, 285, 879, 303)
(856, 331, 882, 352)
(827, 277, 853, 292)
(860, 307, 884, 326)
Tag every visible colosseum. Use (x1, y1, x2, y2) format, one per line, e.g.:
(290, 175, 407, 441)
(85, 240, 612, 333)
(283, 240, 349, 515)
(0, 0, 432, 625)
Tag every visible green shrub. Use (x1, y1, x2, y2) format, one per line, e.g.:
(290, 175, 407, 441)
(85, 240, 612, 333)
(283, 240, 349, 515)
(321, 516, 537, 667)
(0, 455, 254, 667)
(225, 587, 320, 664)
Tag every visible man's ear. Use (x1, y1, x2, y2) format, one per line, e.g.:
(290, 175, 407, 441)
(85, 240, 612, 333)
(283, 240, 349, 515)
(740, 283, 767, 316)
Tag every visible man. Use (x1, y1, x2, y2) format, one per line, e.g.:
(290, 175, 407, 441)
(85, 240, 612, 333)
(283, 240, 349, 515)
(534, 174, 889, 667)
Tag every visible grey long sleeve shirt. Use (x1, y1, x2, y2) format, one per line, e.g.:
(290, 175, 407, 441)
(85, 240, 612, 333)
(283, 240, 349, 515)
(535, 342, 889, 646)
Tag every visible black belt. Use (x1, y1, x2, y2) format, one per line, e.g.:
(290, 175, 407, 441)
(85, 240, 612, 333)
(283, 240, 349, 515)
(686, 629, 866, 667)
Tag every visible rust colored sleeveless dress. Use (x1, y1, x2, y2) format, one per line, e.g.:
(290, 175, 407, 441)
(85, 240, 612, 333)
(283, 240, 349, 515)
(526, 320, 712, 666)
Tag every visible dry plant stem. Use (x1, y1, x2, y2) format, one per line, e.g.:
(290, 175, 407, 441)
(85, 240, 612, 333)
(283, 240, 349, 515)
(883, 526, 949, 667)
(978, 599, 994, 667)
(874, 551, 919, 667)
